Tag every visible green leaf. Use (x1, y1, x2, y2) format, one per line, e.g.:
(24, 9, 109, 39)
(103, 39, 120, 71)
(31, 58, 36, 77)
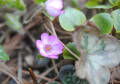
(115, 32, 120, 39)
(63, 42, 80, 60)
(5, 13, 24, 34)
(35, 0, 46, 4)
(85, 0, 98, 7)
(111, 9, 120, 32)
(109, 0, 116, 5)
(0, 0, 6, 5)
(85, 0, 112, 9)
(0, 45, 9, 60)
(59, 7, 86, 31)
(15, 0, 26, 10)
(85, 0, 104, 6)
(72, 0, 78, 7)
(90, 13, 113, 34)
(109, 0, 120, 7)
(37, 53, 44, 59)
(0, 0, 26, 11)
(86, 4, 112, 9)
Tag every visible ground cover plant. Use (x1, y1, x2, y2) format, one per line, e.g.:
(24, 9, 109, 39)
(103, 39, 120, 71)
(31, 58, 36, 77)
(0, 0, 120, 84)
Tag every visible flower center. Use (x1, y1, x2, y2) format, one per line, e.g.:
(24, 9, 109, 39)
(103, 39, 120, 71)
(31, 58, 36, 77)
(45, 45, 52, 52)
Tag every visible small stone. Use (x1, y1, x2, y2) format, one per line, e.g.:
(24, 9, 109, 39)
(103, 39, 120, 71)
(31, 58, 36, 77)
(25, 55, 34, 66)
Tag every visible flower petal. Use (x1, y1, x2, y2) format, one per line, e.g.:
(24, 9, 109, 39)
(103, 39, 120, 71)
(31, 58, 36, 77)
(54, 43, 64, 50)
(46, 7, 63, 17)
(52, 44, 64, 54)
(46, 43, 64, 56)
(48, 35, 61, 45)
(41, 33, 49, 44)
(36, 40, 48, 56)
(36, 33, 64, 59)
(45, 0, 63, 9)
(36, 40, 43, 50)
(48, 55, 59, 59)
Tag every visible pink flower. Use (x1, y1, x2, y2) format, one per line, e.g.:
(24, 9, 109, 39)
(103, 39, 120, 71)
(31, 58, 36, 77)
(45, 0, 64, 17)
(36, 33, 64, 59)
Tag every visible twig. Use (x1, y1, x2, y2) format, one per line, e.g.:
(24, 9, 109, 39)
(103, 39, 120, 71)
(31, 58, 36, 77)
(22, 70, 51, 82)
(0, 69, 21, 84)
(49, 21, 57, 36)
(51, 59, 59, 76)
(18, 53, 22, 82)
(44, 24, 53, 34)
(1, 77, 10, 84)
(113, 80, 120, 83)
(63, 43, 80, 60)
(0, 22, 5, 29)
(0, 30, 10, 44)
(0, 63, 22, 84)
(59, 36, 72, 39)
(28, 68, 38, 84)
(41, 60, 73, 76)
(26, 31, 36, 44)
(47, 21, 59, 76)
(54, 26, 72, 35)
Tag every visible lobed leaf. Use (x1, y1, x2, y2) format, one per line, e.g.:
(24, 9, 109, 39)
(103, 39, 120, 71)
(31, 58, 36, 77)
(73, 24, 120, 84)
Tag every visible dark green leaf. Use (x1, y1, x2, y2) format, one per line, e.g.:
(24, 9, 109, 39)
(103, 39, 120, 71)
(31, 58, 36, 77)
(0, 45, 9, 60)
(59, 7, 86, 31)
(90, 13, 113, 34)
(63, 42, 80, 60)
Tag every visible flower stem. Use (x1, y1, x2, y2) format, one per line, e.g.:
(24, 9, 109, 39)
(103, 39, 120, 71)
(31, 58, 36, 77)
(49, 21, 59, 76)
(51, 59, 59, 76)
(49, 20, 80, 60)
